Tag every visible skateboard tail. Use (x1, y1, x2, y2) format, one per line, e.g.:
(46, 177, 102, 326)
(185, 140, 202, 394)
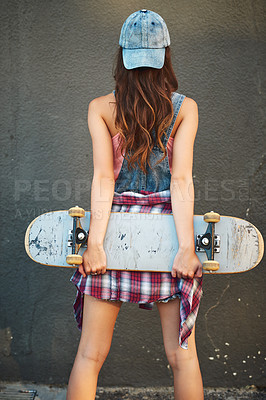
(25, 215, 40, 263)
(252, 226, 264, 269)
(25, 211, 79, 268)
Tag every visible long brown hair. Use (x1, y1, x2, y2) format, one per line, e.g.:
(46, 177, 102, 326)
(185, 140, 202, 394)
(112, 46, 178, 174)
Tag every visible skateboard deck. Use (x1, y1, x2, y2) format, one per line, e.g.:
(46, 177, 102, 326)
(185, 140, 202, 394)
(24, 207, 264, 274)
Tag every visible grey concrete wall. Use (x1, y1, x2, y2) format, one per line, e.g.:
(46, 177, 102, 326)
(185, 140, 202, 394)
(1, 0, 265, 388)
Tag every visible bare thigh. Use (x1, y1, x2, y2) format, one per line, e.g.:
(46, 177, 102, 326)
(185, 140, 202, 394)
(156, 297, 198, 365)
(77, 295, 123, 363)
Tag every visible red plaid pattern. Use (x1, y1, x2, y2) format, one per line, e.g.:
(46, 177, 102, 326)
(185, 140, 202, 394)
(70, 190, 203, 349)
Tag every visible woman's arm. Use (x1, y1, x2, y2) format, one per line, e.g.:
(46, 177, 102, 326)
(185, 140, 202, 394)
(170, 98, 202, 279)
(78, 98, 115, 276)
(87, 98, 115, 246)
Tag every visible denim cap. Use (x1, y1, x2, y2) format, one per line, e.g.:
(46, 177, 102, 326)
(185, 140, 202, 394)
(119, 9, 170, 70)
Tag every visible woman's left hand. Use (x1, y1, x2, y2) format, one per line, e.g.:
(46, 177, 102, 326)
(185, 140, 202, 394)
(78, 242, 107, 278)
(171, 247, 202, 279)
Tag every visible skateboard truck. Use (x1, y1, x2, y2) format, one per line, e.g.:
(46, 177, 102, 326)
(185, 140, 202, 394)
(196, 211, 221, 272)
(75, 227, 88, 244)
(66, 206, 87, 266)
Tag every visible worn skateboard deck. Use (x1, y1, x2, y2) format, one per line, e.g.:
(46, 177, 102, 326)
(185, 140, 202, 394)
(24, 209, 264, 274)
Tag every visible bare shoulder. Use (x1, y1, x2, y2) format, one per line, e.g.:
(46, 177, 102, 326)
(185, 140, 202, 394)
(87, 93, 117, 137)
(88, 92, 115, 116)
(171, 96, 198, 138)
(180, 96, 198, 118)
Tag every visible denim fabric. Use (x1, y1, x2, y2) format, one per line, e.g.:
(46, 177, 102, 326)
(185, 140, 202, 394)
(113, 91, 186, 193)
(119, 10, 170, 70)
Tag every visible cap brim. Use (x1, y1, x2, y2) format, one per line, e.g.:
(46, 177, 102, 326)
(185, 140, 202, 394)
(122, 48, 165, 70)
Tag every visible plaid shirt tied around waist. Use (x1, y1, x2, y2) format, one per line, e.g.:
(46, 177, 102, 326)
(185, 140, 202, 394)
(70, 189, 203, 350)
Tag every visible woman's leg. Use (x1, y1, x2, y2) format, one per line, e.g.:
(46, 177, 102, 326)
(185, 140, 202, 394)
(156, 298, 204, 400)
(67, 295, 123, 400)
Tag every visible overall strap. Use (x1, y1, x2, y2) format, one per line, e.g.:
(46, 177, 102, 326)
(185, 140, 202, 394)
(165, 91, 186, 141)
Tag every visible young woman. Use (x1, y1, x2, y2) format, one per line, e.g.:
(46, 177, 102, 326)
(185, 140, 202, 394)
(67, 10, 204, 400)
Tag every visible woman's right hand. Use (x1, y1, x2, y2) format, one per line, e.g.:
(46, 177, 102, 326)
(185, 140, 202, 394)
(78, 242, 107, 278)
(171, 247, 202, 279)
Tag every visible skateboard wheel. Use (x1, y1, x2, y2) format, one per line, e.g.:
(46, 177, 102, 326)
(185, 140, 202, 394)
(202, 260, 220, 271)
(68, 206, 85, 218)
(203, 211, 220, 223)
(66, 254, 83, 265)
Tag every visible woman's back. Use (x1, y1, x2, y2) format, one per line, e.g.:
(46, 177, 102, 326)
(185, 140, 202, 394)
(89, 91, 195, 187)
(92, 91, 186, 141)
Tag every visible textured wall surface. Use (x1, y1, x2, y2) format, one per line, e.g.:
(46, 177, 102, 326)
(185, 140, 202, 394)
(0, 0, 265, 388)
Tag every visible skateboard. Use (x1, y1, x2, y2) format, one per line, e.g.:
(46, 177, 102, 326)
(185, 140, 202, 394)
(24, 207, 264, 274)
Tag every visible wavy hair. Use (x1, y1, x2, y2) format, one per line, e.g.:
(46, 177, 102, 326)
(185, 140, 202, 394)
(112, 46, 178, 174)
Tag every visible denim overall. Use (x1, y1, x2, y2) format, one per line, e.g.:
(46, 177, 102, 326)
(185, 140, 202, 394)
(113, 91, 186, 193)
